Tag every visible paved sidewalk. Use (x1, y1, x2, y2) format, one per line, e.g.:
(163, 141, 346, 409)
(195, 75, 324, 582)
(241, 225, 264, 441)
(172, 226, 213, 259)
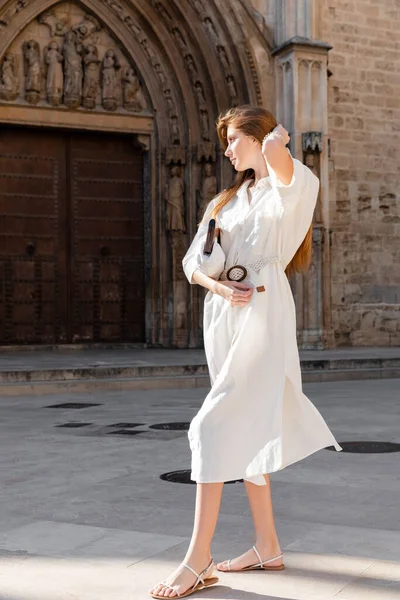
(0, 379, 399, 599)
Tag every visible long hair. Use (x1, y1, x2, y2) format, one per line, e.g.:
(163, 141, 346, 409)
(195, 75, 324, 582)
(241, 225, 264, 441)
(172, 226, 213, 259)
(213, 105, 313, 276)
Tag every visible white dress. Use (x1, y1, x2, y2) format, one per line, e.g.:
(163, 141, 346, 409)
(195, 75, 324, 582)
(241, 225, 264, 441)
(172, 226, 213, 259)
(182, 157, 342, 486)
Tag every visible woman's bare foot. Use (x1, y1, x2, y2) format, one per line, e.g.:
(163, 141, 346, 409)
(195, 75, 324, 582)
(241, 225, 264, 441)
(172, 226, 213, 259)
(217, 543, 283, 572)
(149, 555, 214, 598)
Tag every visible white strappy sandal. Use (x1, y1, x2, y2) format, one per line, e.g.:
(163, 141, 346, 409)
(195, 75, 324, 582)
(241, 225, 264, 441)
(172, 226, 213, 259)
(150, 558, 219, 598)
(218, 545, 285, 572)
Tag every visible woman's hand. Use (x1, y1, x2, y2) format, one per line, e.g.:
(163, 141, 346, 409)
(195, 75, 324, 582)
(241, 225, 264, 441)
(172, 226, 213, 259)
(215, 280, 254, 307)
(261, 124, 290, 153)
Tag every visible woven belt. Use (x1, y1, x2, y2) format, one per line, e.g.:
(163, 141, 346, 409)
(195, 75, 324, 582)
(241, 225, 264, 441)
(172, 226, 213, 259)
(219, 255, 284, 282)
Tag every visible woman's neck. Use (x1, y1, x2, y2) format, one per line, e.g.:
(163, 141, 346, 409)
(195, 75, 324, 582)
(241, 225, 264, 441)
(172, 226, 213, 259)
(249, 158, 269, 188)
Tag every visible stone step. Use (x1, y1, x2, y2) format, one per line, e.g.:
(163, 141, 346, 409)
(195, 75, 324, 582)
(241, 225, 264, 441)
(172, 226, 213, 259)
(0, 363, 399, 396)
(0, 363, 208, 384)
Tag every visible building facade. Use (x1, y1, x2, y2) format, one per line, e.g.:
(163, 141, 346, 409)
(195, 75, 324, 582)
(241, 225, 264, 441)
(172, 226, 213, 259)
(0, 0, 398, 347)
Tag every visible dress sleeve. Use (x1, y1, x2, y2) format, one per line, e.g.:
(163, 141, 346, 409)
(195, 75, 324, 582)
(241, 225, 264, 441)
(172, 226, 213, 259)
(266, 153, 320, 265)
(182, 198, 226, 284)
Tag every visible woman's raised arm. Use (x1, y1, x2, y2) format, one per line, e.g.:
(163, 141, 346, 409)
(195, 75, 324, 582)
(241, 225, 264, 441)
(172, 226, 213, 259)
(261, 124, 294, 186)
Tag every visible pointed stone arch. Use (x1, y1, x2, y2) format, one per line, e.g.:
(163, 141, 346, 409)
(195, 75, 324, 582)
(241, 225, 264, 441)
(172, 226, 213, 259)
(0, 0, 275, 347)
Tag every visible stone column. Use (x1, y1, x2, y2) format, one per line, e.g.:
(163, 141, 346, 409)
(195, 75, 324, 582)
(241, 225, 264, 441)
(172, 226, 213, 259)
(271, 8, 333, 347)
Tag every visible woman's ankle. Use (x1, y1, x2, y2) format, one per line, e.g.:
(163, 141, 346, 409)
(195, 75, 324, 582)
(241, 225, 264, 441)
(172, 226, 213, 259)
(255, 536, 281, 553)
(183, 548, 213, 566)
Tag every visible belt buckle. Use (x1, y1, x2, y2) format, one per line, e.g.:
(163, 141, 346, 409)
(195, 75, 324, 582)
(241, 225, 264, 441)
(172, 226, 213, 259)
(226, 265, 247, 282)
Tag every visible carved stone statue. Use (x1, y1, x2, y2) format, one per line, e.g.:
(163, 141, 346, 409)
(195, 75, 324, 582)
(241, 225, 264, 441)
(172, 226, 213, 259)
(122, 66, 146, 112)
(192, 0, 205, 13)
(44, 41, 63, 106)
(102, 48, 120, 111)
(185, 54, 198, 84)
(63, 30, 83, 108)
(141, 39, 158, 68)
(204, 17, 219, 45)
(194, 81, 206, 110)
(227, 75, 238, 102)
(163, 88, 175, 117)
(165, 165, 186, 233)
(0, 53, 19, 101)
(217, 46, 230, 71)
(154, 63, 166, 86)
(169, 115, 180, 145)
(198, 162, 217, 222)
(82, 44, 100, 109)
(200, 110, 210, 141)
(172, 28, 187, 53)
(23, 40, 41, 104)
(39, 10, 69, 37)
(73, 14, 101, 41)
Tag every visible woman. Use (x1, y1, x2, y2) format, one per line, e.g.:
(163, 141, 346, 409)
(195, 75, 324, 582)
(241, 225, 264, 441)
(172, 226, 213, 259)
(150, 105, 342, 599)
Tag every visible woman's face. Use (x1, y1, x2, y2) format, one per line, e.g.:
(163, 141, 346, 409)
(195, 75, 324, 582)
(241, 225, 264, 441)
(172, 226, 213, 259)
(224, 125, 261, 171)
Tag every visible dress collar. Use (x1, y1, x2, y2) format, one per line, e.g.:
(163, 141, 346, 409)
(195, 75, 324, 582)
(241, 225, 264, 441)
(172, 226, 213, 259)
(237, 176, 271, 201)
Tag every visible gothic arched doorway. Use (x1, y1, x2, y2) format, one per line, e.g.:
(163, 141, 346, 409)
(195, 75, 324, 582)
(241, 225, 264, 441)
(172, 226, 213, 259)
(0, 0, 273, 346)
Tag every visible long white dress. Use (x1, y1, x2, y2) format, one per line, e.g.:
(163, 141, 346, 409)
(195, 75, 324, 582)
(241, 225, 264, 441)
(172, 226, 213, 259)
(182, 157, 342, 486)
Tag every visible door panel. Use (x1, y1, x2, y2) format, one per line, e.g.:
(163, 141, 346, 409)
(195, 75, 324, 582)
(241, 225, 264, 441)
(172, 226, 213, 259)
(0, 127, 145, 344)
(0, 128, 67, 343)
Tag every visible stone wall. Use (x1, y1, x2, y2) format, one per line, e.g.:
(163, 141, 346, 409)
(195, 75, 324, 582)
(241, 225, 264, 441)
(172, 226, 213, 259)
(321, 0, 400, 345)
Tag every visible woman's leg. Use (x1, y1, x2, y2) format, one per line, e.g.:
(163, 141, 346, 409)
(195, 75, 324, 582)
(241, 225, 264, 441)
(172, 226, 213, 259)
(217, 474, 283, 571)
(150, 481, 224, 598)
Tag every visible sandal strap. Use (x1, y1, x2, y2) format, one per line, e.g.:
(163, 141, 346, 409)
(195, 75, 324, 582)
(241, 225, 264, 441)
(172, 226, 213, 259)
(252, 545, 263, 566)
(252, 546, 283, 567)
(158, 582, 181, 596)
(182, 563, 204, 587)
(182, 558, 214, 589)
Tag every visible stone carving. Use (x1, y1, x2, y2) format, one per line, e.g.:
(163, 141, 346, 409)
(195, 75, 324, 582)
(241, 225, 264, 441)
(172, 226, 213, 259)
(191, 0, 206, 14)
(217, 46, 230, 71)
(82, 44, 100, 109)
(197, 142, 216, 163)
(63, 31, 83, 108)
(141, 39, 159, 68)
(102, 49, 120, 111)
(165, 166, 186, 233)
(44, 41, 64, 106)
(151, 1, 173, 23)
(122, 66, 146, 112)
(303, 131, 323, 153)
(23, 40, 41, 104)
(172, 28, 187, 53)
(185, 54, 198, 84)
(72, 14, 101, 41)
(101, 0, 181, 146)
(198, 163, 217, 222)
(154, 63, 167, 86)
(169, 115, 181, 145)
(0, 0, 30, 32)
(305, 152, 322, 222)
(166, 147, 186, 165)
(39, 9, 69, 37)
(164, 88, 176, 117)
(200, 111, 210, 141)
(0, 53, 19, 101)
(195, 82, 210, 140)
(226, 74, 238, 103)
(244, 46, 262, 106)
(194, 81, 206, 110)
(203, 17, 219, 45)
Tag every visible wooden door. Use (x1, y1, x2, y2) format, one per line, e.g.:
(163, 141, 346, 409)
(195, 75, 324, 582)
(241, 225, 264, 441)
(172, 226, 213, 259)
(0, 126, 145, 344)
(68, 131, 145, 342)
(0, 127, 68, 343)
